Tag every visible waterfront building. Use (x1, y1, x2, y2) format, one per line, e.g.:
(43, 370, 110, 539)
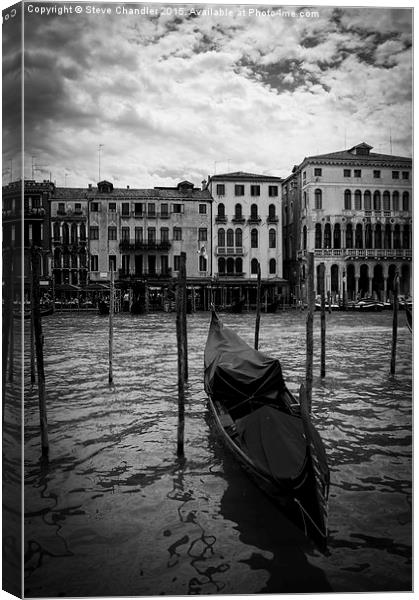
(286, 143, 412, 302)
(206, 172, 287, 309)
(2, 179, 54, 301)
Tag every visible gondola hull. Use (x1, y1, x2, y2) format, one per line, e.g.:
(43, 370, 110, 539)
(204, 312, 330, 549)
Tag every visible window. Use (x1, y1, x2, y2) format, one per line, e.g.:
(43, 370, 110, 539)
(303, 192, 307, 208)
(173, 227, 182, 241)
(109, 203, 116, 212)
(226, 228, 234, 247)
(251, 228, 258, 248)
(134, 203, 144, 216)
(91, 202, 99, 212)
(148, 227, 156, 243)
(268, 204, 276, 219)
(121, 203, 130, 216)
(216, 184, 225, 195)
(373, 191, 381, 211)
(75, 203, 82, 213)
(251, 258, 259, 275)
(226, 258, 235, 274)
(89, 226, 99, 240)
(235, 185, 245, 196)
(269, 259, 276, 274)
(269, 228, 276, 248)
(343, 169, 351, 178)
(402, 171, 410, 180)
(218, 257, 225, 274)
(250, 185, 260, 196)
(161, 203, 169, 217)
(148, 203, 156, 216)
(269, 185, 278, 197)
(199, 204, 207, 214)
(108, 226, 117, 240)
(135, 227, 143, 242)
(218, 228, 225, 247)
(80, 223, 86, 240)
(315, 224, 322, 248)
(392, 191, 399, 211)
(314, 189, 322, 209)
(161, 227, 169, 242)
(383, 191, 390, 211)
(324, 223, 331, 248)
(199, 255, 207, 272)
(373, 170, 381, 178)
(121, 227, 130, 241)
(234, 203, 243, 219)
(235, 228, 242, 247)
(235, 257, 242, 274)
(172, 204, 184, 213)
(90, 254, 98, 271)
(314, 168, 322, 177)
(354, 169, 361, 178)
(363, 190, 370, 210)
(109, 255, 116, 272)
(392, 171, 400, 179)
(402, 192, 409, 211)
(344, 190, 351, 210)
(250, 204, 258, 219)
(199, 228, 207, 242)
(174, 255, 181, 271)
(217, 203, 225, 218)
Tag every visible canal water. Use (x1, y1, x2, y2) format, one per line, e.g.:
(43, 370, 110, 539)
(18, 309, 411, 596)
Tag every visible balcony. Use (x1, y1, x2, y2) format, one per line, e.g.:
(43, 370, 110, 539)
(26, 207, 46, 217)
(215, 215, 227, 224)
(218, 272, 244, 278)
(247, 216, 262, 224)
(119, 239, 171, 252)
(267, 215, 279, 223)
(299, 248, 412, 260)
(232, 216, 245, 224)
(216, 246, 244, 256)
(118, 268, 172, 280)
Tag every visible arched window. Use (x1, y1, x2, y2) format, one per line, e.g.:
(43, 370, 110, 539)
(217, 203, 225, 217)
(384, 224, 391, 249)
(71, 223, 77, 244)
(268, 204, 276, 219)
(235, 228, 242, 247)
(303, 226, 307, 250)
(333, 223, 341, 249)
(403, 192, 409, 211)
(365, 224, 372, 249)
(373, 191, 381, 211)
(403, 225, 410, 249)
(344, 189, 351, 210)
(54, 247, 61, 268)
(393, 224, 401, 249)
(251, 228, 258, 248)
(250, 204, 258, 219)
(315, 223, 322, 249)
(346, 224, 353, 249)
(226, 228, 234, 247)
(363, 190, 371, 211)
(269, 228, 276, 248)
(375, 224, 382, 249)
(355, 224, 363, 248)
(234, 204, 242, 219)
(218, 257, 225, 274)
(303, 192, 307, 208)
(218, 228, 225, 247)
(71, 253, 78, 268)
(235, 257, 243, 273)
(79, 249, 87, 268)
(383, 191, 390, 211)
(226, 257, 235, 273)
(251, 258, 259, 274)
(80, 223, 86, 240)
(392, 191, 399, 211)
(315, 189, 322, 209)
(53, 222, 60, 240)
(324, 223, 331, 248)
(269, 258, 276, 274)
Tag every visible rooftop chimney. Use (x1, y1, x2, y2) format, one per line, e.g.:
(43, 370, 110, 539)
(88, 183, 92, 189)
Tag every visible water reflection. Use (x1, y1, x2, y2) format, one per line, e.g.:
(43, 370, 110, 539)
(22, 310, 412, 595)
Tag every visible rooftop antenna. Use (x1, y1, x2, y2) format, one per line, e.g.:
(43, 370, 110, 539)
(98, 144, 104, 181)
(31, 156, 48, 180)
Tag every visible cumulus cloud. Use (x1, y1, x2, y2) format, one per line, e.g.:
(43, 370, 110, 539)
(2, 3, 412, 187)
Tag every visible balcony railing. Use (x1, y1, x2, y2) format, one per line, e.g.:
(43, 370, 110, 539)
(232, 216, 245, 224)
(267, 215, 279, 223)
(298, 248, 412, 260)
(216, 246, 244, 255)
(247, 216, 262, 224)
(215, 215, 227, 224)
(118, 268, 172, 280)
(217, 272, 244, 278)
(119, 239, 171, 252)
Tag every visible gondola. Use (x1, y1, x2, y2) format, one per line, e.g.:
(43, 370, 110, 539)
(204, 312, 330, 548)
(13, 305, 54, 319)
(405, 303, 412, 333)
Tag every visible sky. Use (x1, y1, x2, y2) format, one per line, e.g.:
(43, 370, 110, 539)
(2, 1, 413, 189)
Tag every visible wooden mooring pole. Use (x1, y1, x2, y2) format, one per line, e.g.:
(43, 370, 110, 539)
(176, 252, 187, 456)
(319, 262, 326, 378)
(390, 272, 399, 375)
(31, 248, 49, 458)
(254, 263, 261, 350)
(305, 252, 315, 413)
(109, 266, 114, 384)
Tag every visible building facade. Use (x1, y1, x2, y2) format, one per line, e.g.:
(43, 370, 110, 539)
(207, 172, 287, 309)
(292, 143, 412, 302)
